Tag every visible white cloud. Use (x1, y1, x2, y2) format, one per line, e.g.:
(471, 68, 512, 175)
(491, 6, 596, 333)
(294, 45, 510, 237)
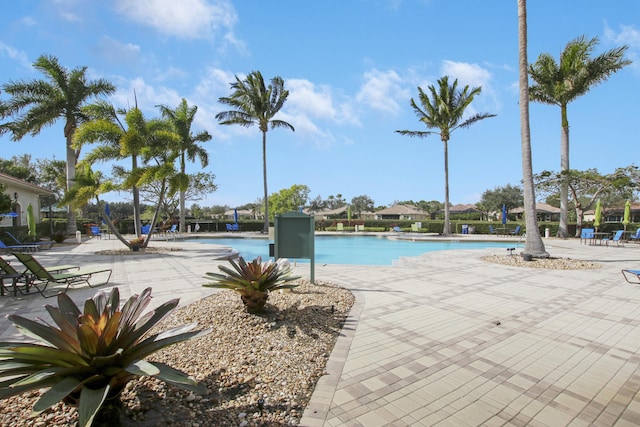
(110, 77, 182, 115)
(114, 0, 238, 40)
(0, 42, 31, 69)
(356, 68, 408, 114)
(440, 60, 498, 111)
(603, 22, 640, 49)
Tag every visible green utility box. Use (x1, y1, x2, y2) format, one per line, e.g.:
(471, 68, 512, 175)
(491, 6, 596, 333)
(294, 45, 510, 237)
(274, 212, 315, 283)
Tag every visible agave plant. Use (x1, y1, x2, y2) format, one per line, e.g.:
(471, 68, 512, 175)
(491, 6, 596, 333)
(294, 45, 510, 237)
(203, 256, 300, 313)
(0, 287, 212, 427)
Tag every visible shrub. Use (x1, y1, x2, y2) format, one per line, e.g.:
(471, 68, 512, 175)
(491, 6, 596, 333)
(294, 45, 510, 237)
(203, 256, 300, 313)
(51, 230, 67, 243)
(0, 287, 212, 427)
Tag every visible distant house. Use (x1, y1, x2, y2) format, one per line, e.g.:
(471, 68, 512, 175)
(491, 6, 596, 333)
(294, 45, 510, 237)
(0, 173, 54, 228)
(311, 206, 349, 220)
(584, 203, 640, 224)
(374, 204, 428, 221)
(224, 209, 255, 220)
(511, 203, 560, 222)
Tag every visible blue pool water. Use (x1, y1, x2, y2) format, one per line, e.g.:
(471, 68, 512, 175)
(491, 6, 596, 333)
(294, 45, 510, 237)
(194, 236, 518, 266)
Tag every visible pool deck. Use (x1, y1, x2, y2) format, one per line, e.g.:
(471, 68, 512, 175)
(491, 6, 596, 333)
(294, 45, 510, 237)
(1, 232, 640, 426)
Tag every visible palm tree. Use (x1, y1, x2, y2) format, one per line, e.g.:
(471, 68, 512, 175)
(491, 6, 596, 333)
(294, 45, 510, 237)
(529, 36, 630, 238)
(518, 0, 547, 258)
(0, 54, 116, 235)
(216, 71, 295, 233)
(75, 103, 181, 248)
(396, 76, 495, 236)
(157, 98, 211, 233)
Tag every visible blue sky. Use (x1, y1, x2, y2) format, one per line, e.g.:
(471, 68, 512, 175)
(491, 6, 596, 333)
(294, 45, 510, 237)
(1, 0, 639, 209)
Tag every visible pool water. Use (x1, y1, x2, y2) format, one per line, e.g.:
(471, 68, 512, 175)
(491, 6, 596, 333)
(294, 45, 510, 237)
(194, 235, 518, 266)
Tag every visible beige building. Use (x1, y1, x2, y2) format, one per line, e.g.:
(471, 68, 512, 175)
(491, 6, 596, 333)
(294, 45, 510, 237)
(0, 173, 54, 228)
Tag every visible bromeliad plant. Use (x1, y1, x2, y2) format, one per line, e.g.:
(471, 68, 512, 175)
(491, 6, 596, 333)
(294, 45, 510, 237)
(203, 256, 300, 313)
(0, 287, 212, 427)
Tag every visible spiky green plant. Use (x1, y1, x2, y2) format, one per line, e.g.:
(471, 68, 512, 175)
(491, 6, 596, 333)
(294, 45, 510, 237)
(203, 256, 300, 313)
(0, 287, 212, 427)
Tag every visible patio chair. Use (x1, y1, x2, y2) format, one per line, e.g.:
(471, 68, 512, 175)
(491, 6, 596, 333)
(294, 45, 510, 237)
(622, 269, 640, 284)
(603, 230, 624, 247)
(580, 228, 595, 245)
(87, 225, 102, 239)
(12, 252, 111, 298)
(0, 256, 78, 296)
(4, 231, 54, 249)
(0, 240, 39, 253)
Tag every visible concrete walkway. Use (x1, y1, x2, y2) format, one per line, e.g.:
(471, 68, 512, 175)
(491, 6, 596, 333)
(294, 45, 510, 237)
(1, 234, 639, 426)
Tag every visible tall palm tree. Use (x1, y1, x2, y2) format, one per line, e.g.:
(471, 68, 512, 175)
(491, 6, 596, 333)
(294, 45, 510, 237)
(216, 71, 295, 233)
(396, 76, 495, 236)
(518, 0, 547, 258)
(157, 98, 211, 233)
(0, 54, 116, 235)
(529, 36, 630, 238)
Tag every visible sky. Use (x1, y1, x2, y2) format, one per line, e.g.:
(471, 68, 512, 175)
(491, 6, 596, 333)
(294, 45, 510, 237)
(1, 0, 639, 210)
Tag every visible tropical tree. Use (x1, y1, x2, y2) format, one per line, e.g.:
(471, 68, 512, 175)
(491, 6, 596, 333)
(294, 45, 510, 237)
(396, 76, 495, 235)
(216, 71, 295, 233)
(534, 166, 638, 236)
(529, 35, 630, 238)
(479, 184, 524, 218)
(268, 184, 310, 217)
(74, 104, 181, 248)
(351, 195, 375, 217)
(518, 0, 547, 257)
(140, 171, 217, 221)
(157, 98, 212, 233)
(0, 54, 116, 235)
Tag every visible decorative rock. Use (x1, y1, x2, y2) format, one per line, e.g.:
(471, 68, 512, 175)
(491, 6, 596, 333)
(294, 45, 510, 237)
(0, 281, 354, 427)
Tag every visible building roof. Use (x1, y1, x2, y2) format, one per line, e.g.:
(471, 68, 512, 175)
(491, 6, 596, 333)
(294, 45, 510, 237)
(448, 203, 479, 214)
(511, 203, 560, 214)
(375, 204, 424, 215)
(0, 172, 54, 196)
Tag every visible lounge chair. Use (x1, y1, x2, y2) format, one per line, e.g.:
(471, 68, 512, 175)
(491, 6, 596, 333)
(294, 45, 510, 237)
(0, 240, 39, 253)
(628, 228, 640, 243)
(489, 225, 497, 235)
(392, 226, 402, 232)
(622, 269, 640, 284)
(0, 256, 78, 296)
(511, 225, 522, 236)
(603, 230, 624, 247)
(4, 231, 54, 249)
(167, 224, 181, 234)
(337, 223, 344, 232)
(12, 252, 111, 298)
(141, 224, 151, 234)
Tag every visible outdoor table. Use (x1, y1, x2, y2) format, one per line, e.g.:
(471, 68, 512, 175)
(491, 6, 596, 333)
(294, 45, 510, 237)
(496, 227, 511, 236)
(589, 232, 611, 246)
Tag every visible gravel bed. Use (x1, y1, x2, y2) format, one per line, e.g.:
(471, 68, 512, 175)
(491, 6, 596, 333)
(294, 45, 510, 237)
(0, 281, 355, 426)
(482, 254, 601, 269)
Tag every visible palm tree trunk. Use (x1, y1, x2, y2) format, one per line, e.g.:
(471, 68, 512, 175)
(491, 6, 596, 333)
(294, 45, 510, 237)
(65, 132, 78, 236)
(518, 0, 548, 258)
(180, 152, 186, 234)
(442, 138, 451, 236)
(132, 155, 141, 237)
(558, 104, 570, 238)
(262, 131, 269, 234)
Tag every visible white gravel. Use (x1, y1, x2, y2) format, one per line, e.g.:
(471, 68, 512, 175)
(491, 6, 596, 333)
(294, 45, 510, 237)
(0, 281, 355, 426)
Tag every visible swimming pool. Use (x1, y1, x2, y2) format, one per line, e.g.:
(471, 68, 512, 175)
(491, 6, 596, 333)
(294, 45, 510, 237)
(194, 236, 519, 266)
